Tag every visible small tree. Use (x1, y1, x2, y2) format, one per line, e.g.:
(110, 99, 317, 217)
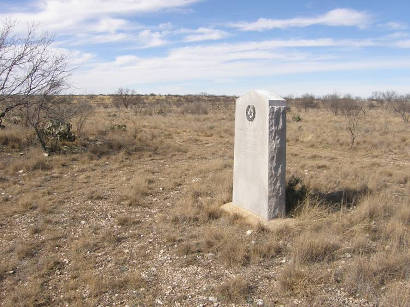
(323, 93, 341, 115)
(371, 91, 409, 123)
(340, 97, 365, 148)
(0, 21, 71, 153)
(390, 95, 409, 123)
(295, 94, 316, 112)
(0, 21, 68, 127)
(112, 88, 137, 109)
(71, 97, 94, 138)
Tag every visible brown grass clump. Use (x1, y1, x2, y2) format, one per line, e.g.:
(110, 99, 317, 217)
(0, 126, 34, 150)
(6, 151, 53, 174)
(380, 282, 410, 307)
(178, 225, 284, 267)
(120, 174, 150, 206)
(17, 193, 41, 212)
(86, 270, 146, 297)
(292, 232, 340, 264)
(278, 264, 310, 295)
(343, 252, 409, 299)
(181, 102, 208, 115)
(177, 226, 250, 266)
(117, 215, 140, 226)
(15, 240, 42, 260)
(217, 277, 252, 304)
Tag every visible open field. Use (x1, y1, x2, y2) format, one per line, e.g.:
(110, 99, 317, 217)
(0, 95, 409, 306)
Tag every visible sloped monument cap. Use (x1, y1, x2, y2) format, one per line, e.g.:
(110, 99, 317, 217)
(238, 89, 286, 107)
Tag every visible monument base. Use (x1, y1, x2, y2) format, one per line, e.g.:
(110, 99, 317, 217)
(221, 202, 294, 230)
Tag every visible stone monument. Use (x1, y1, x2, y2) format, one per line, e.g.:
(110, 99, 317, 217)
(231, 90, 286, 220)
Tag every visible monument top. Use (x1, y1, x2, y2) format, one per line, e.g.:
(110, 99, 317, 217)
(238, 90, 286, 107)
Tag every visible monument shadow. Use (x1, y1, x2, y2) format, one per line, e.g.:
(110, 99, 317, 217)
(285, 176, 371, 216)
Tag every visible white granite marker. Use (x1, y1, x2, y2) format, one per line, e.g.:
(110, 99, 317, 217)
(232, 90, 286, 220)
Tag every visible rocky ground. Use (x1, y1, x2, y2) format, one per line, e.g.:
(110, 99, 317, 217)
(0, 99, 408, 306)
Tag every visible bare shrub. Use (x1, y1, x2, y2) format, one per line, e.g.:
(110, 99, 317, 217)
(112, 88, 139, 109)
(0, 22, 70, 154)
(390, 95, 410, 123)
(371, 91, 410, 122)
(0, 22, 67, 125)
(371, 90, 397, 107)
(339, 96, 366, 148)
(322, 94, 366, 121)
(322, 93, 341, 115)
(295, 94, 317, 112)
(71, 98, 94, 137)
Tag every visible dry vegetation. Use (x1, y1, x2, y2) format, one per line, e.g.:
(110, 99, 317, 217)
(0, 94, 409, 306)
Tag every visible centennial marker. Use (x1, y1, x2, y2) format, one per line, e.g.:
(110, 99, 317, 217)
(231, 90, 287, 220)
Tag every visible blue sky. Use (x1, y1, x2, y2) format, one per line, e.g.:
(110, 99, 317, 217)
(1, 0, 410, 96)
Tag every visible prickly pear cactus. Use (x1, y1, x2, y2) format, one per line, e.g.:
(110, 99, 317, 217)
(44, 120, 76, 142)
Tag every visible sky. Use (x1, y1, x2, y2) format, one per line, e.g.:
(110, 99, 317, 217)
(1, 0, 410, 96)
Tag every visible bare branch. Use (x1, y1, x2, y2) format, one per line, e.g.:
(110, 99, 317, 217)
(0, 21, 69, 127)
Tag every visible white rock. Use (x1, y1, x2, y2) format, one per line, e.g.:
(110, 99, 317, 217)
(246, 230, 253, 236)
(209, 296, 218, 303)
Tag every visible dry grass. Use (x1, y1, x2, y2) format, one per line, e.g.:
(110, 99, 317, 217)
(278, 264, 311, 295)
(217, 277, 252, 303)
(0, 125, 35, 150)
(344, 252, 409, 299)
(292, 232, 340, 264)
(120, 174, 151, 207)
(0, 95, 408, 306)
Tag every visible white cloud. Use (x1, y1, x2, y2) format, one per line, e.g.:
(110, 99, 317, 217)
(230, 8, 371, 31)
(385, 32, 409, 39)
(385, 22, 407, 30)
(90, 18, 129, 33)
(50, 47, 95, 66)
(114, 55, 140, 66)
(69, 37, 410, 94)
(0, 0, 200, 38)
(396, 40, 410, 48)
(137, 29, 167, 47)
(183, 27, 229, 42)
(65, 33, 130, 45)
